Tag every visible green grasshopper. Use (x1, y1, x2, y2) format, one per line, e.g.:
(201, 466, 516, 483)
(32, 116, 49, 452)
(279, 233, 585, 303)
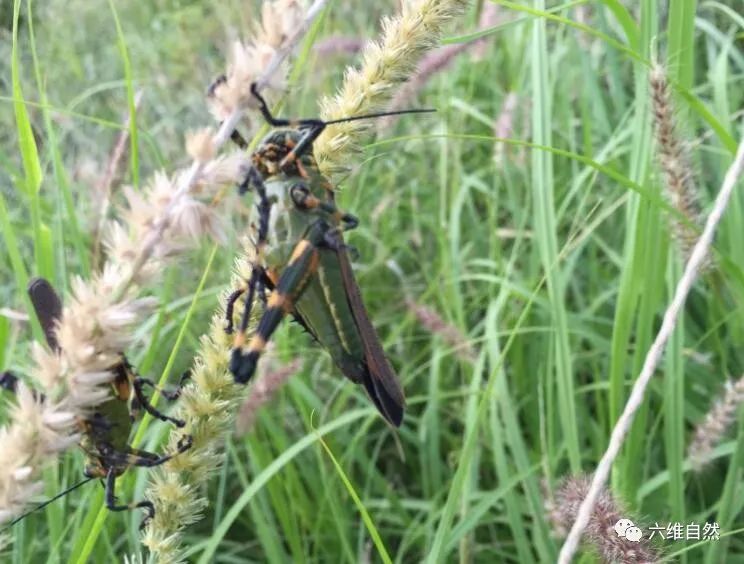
(224, 83, 432, 427)
(1, 278, 192, 528)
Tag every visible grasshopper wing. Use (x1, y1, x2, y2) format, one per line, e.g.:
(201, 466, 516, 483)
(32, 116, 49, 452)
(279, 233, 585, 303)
(28, 277, 63, 351)
(335, 245, 405, 427)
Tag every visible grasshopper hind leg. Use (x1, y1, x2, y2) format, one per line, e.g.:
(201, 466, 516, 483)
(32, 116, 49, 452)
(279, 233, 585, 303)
(230, 225, 328, 384)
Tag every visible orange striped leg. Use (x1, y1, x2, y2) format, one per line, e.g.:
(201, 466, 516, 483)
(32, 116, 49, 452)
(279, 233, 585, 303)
(230, 234, 322, 384)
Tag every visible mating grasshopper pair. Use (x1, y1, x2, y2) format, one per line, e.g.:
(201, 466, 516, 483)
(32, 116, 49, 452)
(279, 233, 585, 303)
(1, 278, 191, 529)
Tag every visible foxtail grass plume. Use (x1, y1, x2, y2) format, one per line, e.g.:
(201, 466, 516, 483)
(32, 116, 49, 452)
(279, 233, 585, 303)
(379, 4, 498, 130)
(546, 475, 659, 563)
(558, 137, 744, 564)
(649, 64, 706, 266)
(314, 0, 469, 179)
(141, 247, 260, 563)
(0, 384, 78, 525)
(207, 0, 307, 123)
(688, 374, 744, 470)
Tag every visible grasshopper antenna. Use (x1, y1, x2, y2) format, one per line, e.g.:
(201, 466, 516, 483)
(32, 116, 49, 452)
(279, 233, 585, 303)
(322, 108, 436, 125)
(0, 477, 94, 532)
(249, 82, 435, 128)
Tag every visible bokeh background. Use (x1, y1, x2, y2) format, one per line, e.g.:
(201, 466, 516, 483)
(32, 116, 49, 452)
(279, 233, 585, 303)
(1, 1, 744, 562)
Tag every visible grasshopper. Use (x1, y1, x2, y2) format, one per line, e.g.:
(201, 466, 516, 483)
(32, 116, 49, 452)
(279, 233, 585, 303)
(1, 278, 191, 528)
(224, 83, 432, 427)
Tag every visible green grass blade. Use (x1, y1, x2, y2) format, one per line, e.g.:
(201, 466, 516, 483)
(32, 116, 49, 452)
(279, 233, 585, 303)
(529, 0, 581, 472)
(196, 409, 373, 564)
(107, 0, 139, 187)
(316, 433, 393, 564)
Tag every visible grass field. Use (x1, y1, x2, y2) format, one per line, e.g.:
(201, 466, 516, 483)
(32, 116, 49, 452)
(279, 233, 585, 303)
(2, 0, 744, 562)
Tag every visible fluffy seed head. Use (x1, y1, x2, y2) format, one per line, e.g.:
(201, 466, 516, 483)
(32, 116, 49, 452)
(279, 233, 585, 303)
(546, 475, 659, 563)
(689, 375, 744, 470)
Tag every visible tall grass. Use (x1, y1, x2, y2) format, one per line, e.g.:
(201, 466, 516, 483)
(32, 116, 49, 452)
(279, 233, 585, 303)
(1, 0, 744, 562)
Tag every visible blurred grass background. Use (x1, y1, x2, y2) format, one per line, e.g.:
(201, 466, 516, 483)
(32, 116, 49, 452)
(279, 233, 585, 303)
(1, 0, 744, 562)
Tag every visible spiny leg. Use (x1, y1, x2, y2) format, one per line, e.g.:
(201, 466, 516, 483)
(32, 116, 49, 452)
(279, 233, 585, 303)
(134, 371, 190, 402)
(100, 435, 194, 529)
(224, 166, 272, 334)
(232, 166, 273, 344)
(290, 185, 358, 229)
(133, 377, 186, 428)
(230, 226, 328, 384)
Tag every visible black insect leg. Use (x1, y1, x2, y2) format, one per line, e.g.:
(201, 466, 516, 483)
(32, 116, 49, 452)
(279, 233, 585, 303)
(133, 378, 186, 428)
(135, 371, 190, 402)
(104, 468, 155, 529)
(224, 287, 246, 334)
(232, 166, 273, 361)
(289, 184, 359, 251)
(100, 435, 193, 471)
(289, 184, 358, 232)
(98, 439, 192, 529)
(207, 74, 249, 149)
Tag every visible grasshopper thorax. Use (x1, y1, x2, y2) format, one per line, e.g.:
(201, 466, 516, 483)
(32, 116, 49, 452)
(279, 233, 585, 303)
(252, 129, 314, 178)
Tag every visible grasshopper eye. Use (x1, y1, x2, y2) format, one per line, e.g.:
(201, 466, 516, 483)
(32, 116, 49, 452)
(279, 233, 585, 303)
(290, 184, 311, 209)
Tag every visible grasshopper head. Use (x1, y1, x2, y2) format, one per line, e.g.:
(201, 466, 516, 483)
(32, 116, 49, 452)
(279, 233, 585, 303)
(252, 129, 315, 178)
